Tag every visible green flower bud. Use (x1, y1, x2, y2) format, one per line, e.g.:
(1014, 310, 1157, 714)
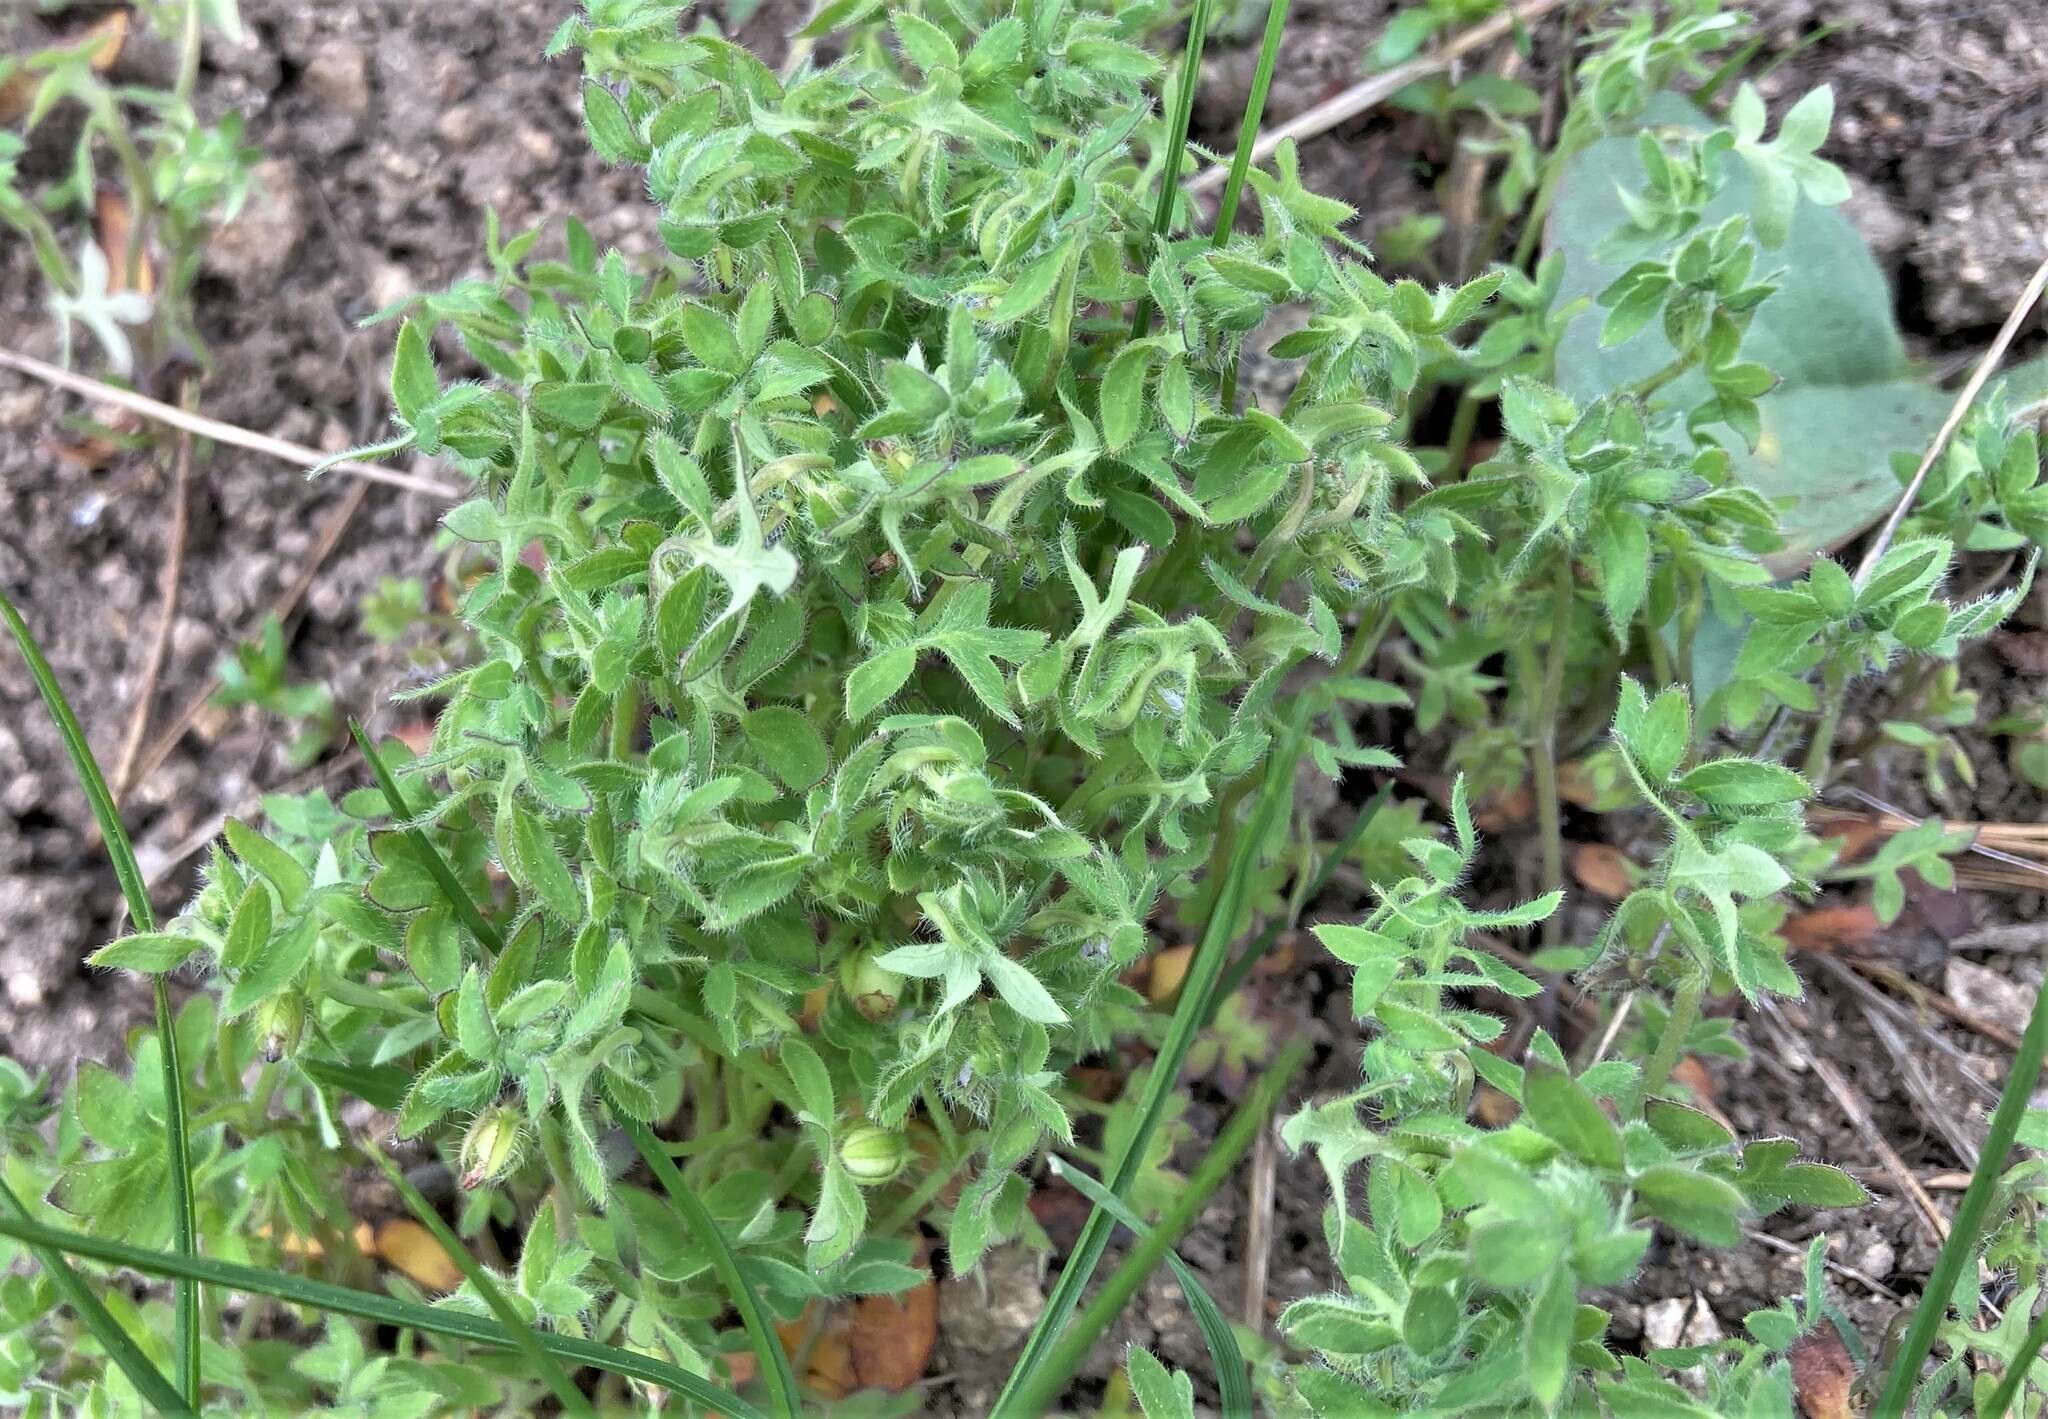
(257, 991, 305, 1063)
(460, 1106, 527, 1190)
(837, 952, 903, 1022)
(837, 1124, 909, 1186)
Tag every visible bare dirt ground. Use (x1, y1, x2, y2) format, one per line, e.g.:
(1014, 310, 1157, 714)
(2, 0, 2044, 1408)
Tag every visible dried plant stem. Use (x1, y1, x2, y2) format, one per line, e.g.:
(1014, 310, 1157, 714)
(0, 347, 461, 499)
(1184, 0, 1566, 196)
(113, 406, 192, 799)
(1759, 1002, 1948, 1247)
(1242, 1118, 1279, 1333)
(1853, 249, 2048, 592)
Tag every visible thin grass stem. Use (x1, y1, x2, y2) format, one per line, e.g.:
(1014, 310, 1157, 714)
(348, 718, 503, 955)
(1132, 0, 1218, 340)
(989, 706, 1308, 1417)
(1211, 0, 1292, 245)
(1008, 1035, 1311, 1415)
(0, 1176, 190, 1415)
(1872, 940, 2048, 1417)
(365, 1141, 590, 1412)
(0, 1209, 765, 1419)
(605, 1089, 802, 1419)
(0, 588, 202, 1404)
(1981, 1305, 2048, 1419)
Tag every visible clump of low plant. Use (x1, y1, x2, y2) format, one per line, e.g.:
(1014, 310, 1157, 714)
(2, 0, 2047, 1416)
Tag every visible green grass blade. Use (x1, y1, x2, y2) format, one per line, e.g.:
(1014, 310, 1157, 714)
(1202, 776, 1393, 1028)
(1872, 947, 2048, 1418)
(1013, 1034, 1311, 1417)
(990, 707, 1309, 1417)
(348, 718, 505, 955)
(352, 723, 797, 1414)
(1209, 0, 1291, 245)
(1982, 1305, 2048, 1419)
(363, 1140, 590, 1414)
(1132, 0, 1218, 340)
(0, 1208, 767, 1419)
(0, 588, 201, 1404)
(606, 1088, 803, 1419)
(1048, 1158, 1252, 1418)
(0, 1176, 190, 1415)
(1211, 0, 1293, 412)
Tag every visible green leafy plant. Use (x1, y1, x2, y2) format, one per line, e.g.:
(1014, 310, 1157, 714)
(2, 0, 2044, 1413)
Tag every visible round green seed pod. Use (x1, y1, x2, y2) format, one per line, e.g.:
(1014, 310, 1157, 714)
(837, 1124, 909, 1186)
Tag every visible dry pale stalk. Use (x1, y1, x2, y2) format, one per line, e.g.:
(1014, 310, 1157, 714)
(0, 347, 462, 499)
(1184, 0, 1567, 196)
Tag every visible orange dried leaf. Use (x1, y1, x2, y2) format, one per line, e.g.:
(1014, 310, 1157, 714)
(1669, 1055, 1719, 1106)
(805, 1321, 855, 1401)
(371, 1218, 463, 1293)
(1782, 905, 1881, 956)
(1570, 843, 1633, 900)
(94, 187, 153, 296)
(0, 13, 127, 123)
(848, 1274, 939, 1392)
(1473, 1085, 1519, 1127)
(1473, 783, 1532, 832)
(1147, 944, 1193, 1005)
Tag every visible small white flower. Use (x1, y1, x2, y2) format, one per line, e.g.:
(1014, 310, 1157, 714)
(49, 241, 153, 376)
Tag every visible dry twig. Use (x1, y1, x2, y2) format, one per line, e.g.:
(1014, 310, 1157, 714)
(124, 480, 371, 803)
(1184, 0, 1566, 196)
(1844, 957, 2023, 1053)
(1742, 1228, 1900, 1302)
(1851, 247, 2048, 590)
(1856, 996, 1984, 1171)
(1817, 956, 1997, 1105)
(111, 410, 191, 801)
(0, 347, 461, 499)
(1242, 1120, 1278, 1334)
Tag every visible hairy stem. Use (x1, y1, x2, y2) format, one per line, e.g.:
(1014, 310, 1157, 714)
(1532, 559, 1574, 946)
(1802, 661, 1849, 784)
(1640, 970, 1703, 1108)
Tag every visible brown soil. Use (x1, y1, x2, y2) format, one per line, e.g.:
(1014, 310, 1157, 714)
(2, 0, 2044, 1411)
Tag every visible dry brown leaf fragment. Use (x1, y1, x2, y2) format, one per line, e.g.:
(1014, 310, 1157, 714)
(1569, 843, 1633, 900)
(1788, 1328, 1858, 1419)
(1147, 944, 1193, 1005)
(371, 1218, 463, 1293)
(0, 11, 129, 124)
(1783, 905, 1882, 956)
(93, 186, 153, 296)
(848, 1273, 939, 1392)
(1669, 1055, 1719, 1106)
